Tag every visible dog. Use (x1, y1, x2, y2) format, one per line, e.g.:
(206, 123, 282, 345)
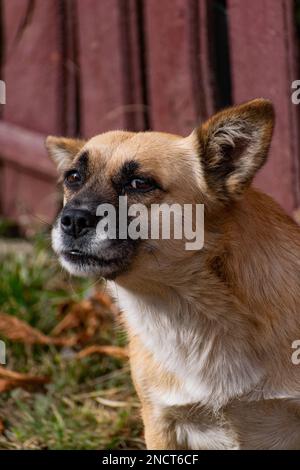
(46, 99, 300, 449)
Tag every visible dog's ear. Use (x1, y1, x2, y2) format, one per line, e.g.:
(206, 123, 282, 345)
(196, 98, 274, 202)
(45, 136, 86, 173)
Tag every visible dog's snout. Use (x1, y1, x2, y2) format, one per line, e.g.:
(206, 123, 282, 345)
(60, 209, 97, 238)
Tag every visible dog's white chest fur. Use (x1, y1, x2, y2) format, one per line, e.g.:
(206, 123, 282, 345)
(110, 283, 262, 410)
(111, 283, 209, 403)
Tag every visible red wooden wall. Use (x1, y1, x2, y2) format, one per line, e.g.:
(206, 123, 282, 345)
(228, 0, 300, 215)
(0, 0, 299, 228)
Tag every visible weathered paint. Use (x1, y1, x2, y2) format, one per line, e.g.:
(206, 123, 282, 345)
(228, 0, 300, 214)
(0, 0, 299, 224)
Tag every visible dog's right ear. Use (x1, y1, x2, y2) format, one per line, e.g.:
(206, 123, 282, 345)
(194, 98, 274, 203)
(45, 136, 86, 173)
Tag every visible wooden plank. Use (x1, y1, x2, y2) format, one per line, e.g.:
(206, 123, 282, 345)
(227, 0, 300, 214)
(123, 0, 146, 131)
(144, 0, 215, 136)
(0, 121, 57, 223)
(144, 0, 198, 135)
(2, 0, 64, 134)
(76, 0, 145, 137)
(0, 0, 73, 224)
(198, 0, 216, 119)
(61, 0, 80, 136)
(0, 122, 56, 178)
(1, 162, 59, 228)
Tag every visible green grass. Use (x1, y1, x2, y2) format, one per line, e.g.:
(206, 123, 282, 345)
(0, 231, 144, 450)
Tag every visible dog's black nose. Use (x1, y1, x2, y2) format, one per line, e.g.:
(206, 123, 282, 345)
(61, 209, 97, 238)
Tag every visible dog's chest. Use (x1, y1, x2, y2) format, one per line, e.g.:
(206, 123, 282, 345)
(111, 283, 212, 403)
(111, 284, 300, 449)
(111, 283, 261, 408)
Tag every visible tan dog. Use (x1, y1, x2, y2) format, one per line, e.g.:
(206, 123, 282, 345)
(46, 99, 300, 449)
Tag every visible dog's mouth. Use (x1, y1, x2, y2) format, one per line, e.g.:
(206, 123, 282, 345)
(61, 250, 121, 267)
(53, 221, 139, 278)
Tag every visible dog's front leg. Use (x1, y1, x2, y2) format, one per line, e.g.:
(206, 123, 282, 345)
(141, 403, 180, 450)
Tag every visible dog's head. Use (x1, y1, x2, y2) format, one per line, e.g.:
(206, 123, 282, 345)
(46, 99, 274, 281)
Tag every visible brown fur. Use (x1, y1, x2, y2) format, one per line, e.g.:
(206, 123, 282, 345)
(47, 99, 300, 449)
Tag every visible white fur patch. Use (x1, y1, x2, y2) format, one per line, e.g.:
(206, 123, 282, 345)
(52, 221, 113, 277)
(109, 283, 263, 411)
(52, 225, 64, 254)
(176, 423, 238, 450)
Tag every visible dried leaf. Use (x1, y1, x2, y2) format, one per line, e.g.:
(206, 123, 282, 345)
(51, 310, 82, 337)
(0, 418, 4, 434)
(0, 312, 77, 346)
(52, 290, 119, 342)
(96, 397, 133, 408)
(77, 345, 128, 360)
(0, 290, 120, 353)
(93, 291, 119, 316)
(0, 365, 50, 393)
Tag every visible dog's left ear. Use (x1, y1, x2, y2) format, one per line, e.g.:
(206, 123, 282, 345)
(45, 136, 86, 173)
(195, 98, 274, 202)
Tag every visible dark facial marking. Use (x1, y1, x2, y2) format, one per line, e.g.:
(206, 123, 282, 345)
(113, 160, 140, 186)
(76, 151, 89, 175)
(63, 151, 89, 190)
(112, 160, 163, 195)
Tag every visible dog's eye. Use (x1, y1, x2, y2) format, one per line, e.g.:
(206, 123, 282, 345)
(125, 178, 155, 193)
(64, 170, 82, 187)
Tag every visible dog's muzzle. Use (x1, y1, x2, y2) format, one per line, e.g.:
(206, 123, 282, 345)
(52, 205, 137, 279)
